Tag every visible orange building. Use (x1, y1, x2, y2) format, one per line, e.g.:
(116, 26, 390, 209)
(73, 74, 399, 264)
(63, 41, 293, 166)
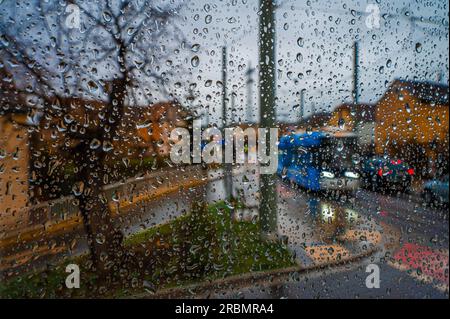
(327, 103, 375, 132)
(0, 113, 32, 232)
(1, 93, 192, 216)
(327, 103, 376, 154)
(375, 79, 449, 177)
(33, 98, 192, 159)
(135, 101, 193, 157)
(0, 68, 33, 231)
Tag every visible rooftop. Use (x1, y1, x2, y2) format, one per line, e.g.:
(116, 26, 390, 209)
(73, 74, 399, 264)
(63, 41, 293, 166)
(391, 79, 449, 105)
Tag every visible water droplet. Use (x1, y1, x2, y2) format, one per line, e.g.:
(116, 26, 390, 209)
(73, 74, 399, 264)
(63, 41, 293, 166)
(103, 11, 112, 22)
(90, 138, 101, 149)
(72, 181, 84, 196)
(405, 103, 411, 113)
(103, 141, 113, 152)
(136, 120, 151, 129)
(87, 80, 98, 93)
(191, 56, 200, 67)
(96, 233, 106, 245)
(415, 42, 422, 53)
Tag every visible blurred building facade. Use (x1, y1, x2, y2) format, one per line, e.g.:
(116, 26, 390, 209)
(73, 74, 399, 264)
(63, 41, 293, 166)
(1, 82, 192, 226)
(327, 103, 376, 154)
(0, 113, 31, 231)
(0, 68, 32, 230)
(375, 80, 449, 177)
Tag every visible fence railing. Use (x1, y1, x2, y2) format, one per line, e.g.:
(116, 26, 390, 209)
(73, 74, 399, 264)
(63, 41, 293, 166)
(21, 165, 205, 230)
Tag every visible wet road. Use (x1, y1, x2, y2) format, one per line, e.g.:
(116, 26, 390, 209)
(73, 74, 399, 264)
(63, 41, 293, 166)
(205, 260, 448, 299)
(203, 178, 449, 299)
(1, 165, 448, 298)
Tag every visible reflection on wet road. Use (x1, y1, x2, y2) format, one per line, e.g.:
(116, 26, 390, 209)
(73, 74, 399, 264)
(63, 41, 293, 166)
(276, 183, 382, 267)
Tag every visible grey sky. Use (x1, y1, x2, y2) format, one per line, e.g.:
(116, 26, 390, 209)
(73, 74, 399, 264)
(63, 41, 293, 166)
(172, 0, 449, 124)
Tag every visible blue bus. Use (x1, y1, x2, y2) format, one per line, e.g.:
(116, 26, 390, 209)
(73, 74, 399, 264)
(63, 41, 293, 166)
(277, 131, 361, 193)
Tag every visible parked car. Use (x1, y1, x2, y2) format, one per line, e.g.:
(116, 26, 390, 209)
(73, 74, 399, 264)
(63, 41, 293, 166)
(362, 157, 414, 193)
(422, 174, 449, 206)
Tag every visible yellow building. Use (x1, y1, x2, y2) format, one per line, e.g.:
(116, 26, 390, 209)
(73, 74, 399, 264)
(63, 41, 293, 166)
(327, 103, 376, 152)
(327, 103, 375, 132)
(0, 113, 32, 232)
(375, 79, 449, 177)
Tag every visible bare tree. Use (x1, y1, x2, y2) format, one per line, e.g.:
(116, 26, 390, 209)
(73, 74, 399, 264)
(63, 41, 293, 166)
(0, 0, 185, 278)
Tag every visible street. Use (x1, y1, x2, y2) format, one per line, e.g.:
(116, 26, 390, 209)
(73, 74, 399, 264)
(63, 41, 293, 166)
(197, 179, 449, 299)
(202, 165, 449, 299)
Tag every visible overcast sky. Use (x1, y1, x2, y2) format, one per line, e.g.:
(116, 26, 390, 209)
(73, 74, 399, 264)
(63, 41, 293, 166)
(171, 0, 449, 124)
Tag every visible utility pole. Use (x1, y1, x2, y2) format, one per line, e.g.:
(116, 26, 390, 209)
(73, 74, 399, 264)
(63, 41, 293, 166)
(221, 45, 233, 200)
(205, 104, 210, 127)
(222, 46, 228, 128)
(352, 41, 360, 131)
(246, 62, 255, 123)
(231, 91, 236, 125)
(259, 0, 277, 238)
(299, 89, 305, 123)
(353, 41, 359, 105)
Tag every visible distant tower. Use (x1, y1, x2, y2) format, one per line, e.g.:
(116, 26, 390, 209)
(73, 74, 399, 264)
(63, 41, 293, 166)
(299, 89, 305, 123)
(222, 46, 227, 128)
(245, 62, 255, 123)
(231, 91, 236, 125)
(353, 41, 359, 105)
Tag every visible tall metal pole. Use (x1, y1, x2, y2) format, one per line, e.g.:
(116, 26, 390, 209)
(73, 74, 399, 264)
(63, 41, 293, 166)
(205, 105, 210, 127)
(231, 91, 236, 125)
(246, 63, 255, 123)
(222, 45, 233, 200)
(353, 41, 359, 105)
(222, 46, 228, 128)
(352, 41, 359, 131)
(299, 89, 305, 123)
(259, 0, 277, 238)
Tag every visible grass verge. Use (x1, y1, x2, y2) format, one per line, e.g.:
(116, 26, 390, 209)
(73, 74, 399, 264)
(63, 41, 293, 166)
(0, 201, 295, 298)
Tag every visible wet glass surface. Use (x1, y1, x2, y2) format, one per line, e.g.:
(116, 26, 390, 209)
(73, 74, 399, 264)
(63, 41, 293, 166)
(0, 0, 448, 299)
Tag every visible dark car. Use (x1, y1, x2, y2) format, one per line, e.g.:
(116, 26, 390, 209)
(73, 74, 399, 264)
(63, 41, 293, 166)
(362, 157, 414, 193)
(422, 174, 449, 207)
